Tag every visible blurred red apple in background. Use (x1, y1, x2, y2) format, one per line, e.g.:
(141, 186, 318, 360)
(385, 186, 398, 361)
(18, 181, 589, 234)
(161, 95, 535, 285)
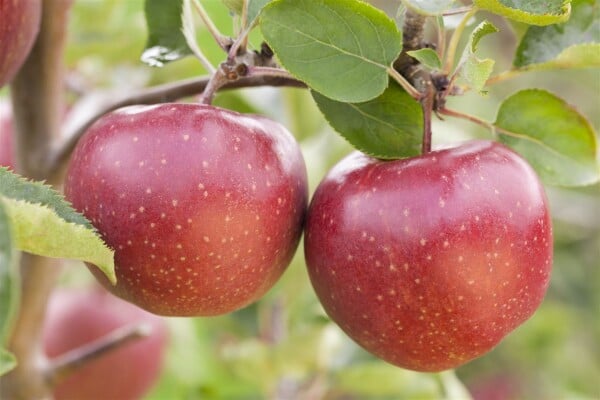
(43, 287, 168, 400)
(0, 0, 41, 88)
(0, 102, 15, 169)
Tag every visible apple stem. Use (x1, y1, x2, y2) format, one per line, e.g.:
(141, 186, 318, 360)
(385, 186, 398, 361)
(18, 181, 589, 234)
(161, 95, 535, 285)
(48, 74, 305, 182)
(45, 323, 152, 387)
(199, 66, 229, 105)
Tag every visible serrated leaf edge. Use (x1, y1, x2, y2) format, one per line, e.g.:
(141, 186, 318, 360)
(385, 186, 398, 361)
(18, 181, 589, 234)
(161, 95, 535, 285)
(494, 88, 600, 186)
(474, 0, 571, 26)
(0, 167, 94, 231)
(260, 0, 402, 102)
(0, 196, 117, 284)
(312, 90, 422, 160)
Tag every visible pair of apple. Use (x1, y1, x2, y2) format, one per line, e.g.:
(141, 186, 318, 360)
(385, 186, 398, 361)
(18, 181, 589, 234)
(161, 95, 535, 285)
(63, 103, 552, 372)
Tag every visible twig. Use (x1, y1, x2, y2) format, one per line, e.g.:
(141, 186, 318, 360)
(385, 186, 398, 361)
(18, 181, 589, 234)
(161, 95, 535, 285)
(47, 74, 305, 182)
(420, 83, 435, 153)
(45, 323, 152, 386)
(199, 67, 228, 104)
(443, 6, 474, 16)
(191, 0, 231, 51)
(182, 0, 216, 73)
(443, 7, 478, 73)
(387, 67, 422, 99)
(438, 106, 495, 133)
(486, 69, 525, 86)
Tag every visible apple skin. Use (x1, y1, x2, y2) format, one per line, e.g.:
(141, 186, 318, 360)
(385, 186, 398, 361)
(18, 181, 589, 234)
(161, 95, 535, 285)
(43, 287, 168, 400)
(304, 141, 552, 372)
(64, 103, 308, 316)
(0, 0, 41, 88)
(0, 102, 14, 168)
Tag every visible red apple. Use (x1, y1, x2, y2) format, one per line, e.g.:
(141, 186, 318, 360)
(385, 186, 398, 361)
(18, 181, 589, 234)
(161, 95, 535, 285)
(304, 141, 552, 372)
(43, 287, 168, 400)
(0, 0, 41, 88)
(64, 103, 308, 316)
(0, 102, 14, 168)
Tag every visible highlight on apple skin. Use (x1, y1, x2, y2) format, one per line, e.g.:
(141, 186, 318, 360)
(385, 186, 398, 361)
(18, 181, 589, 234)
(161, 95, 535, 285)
(304, 140, 552, 372)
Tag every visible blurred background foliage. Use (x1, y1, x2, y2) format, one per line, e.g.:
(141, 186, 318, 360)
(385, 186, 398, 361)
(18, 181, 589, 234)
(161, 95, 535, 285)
(2, 0, 598, 398)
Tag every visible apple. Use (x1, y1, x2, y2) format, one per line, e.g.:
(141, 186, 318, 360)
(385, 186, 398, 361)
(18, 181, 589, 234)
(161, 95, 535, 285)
(0, 102, 14, 168)
(468, 374, 522, 400)
(304, 141, 552, 372)
(0, 0, 41, 88)
(64, 103, 308, 316)
(43, 287, 168, 400)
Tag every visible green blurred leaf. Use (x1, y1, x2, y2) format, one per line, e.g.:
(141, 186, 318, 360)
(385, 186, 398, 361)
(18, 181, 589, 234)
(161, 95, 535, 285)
(312, 82, 422, 159)
(514, 0, 599, 68)
(495, 89, 599, 186)
(222, 0, 243, 15)
(403, 0, 457, 16)
(407, 48, 442, 69)
(248, 0, 271, 26)
(0, 200, 18, 345)
(260, 0, 402, 102)
(0, 348, 16, 376)
(333, 362, 442, 398)
(474, 0, 571, 25)
(142, 0, 192, 66)
(0, 169, 116, 283)
(457, 21, 498, 92)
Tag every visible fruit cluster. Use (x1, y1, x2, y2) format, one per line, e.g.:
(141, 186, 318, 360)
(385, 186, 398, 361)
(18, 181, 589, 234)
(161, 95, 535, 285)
(62, 103, 552, 372)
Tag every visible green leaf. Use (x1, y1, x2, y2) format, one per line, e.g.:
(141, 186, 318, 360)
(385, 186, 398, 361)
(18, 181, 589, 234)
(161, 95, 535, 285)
(260, 0, 402, 102)
(222, 0, 243, 15)
(0, 169, 116, 283)
(0, 201, 19, 345)
(247, 0, 271, 26)
(495, 89, 599, 186)
(403, 0, 457, 16)
(457, 21, 499, 92)
(0, 348, 16, 376)
(312, 82, 423, 159)
(0, 168, 92, 230)
(473, 0, 571, 25)
(407, 48, 442, 69)
(333, 362, 442, 398)
(221, 0, 269, 28)
(514, 0, 599, 68)
(142, 0, 192, 67)
(0, 198, 116, 284)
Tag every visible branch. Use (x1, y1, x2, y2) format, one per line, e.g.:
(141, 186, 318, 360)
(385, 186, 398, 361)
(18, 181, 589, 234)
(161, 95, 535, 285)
(47, 74, 305, 182)
(0, 1, 71, 399)
(420, 83, 435, 154)
(45, 323, 152, 387)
